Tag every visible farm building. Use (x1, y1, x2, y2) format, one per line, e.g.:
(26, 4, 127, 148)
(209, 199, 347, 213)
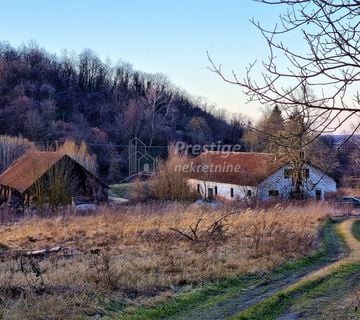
(187, 152, 336, 201)
(0, 151, 108, 208)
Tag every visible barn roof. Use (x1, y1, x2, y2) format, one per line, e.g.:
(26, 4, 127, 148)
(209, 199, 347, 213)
(0, 152, 66, 193)
(189, 152, 288, 186)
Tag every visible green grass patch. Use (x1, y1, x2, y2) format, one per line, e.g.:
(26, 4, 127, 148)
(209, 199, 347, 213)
(109, 183, 132, 198)
(231, 292, 291, 320)
(231, 263, 360, 320)
(109, 181, 152, 199)
(104, 276, 262, 320)
(352, 220, 360, 241)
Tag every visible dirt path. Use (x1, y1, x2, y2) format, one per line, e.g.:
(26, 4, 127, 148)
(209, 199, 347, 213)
(271, 218, 360, 320)
(169, 272, 316, 320)
(168, 220, 349, 320)
(284, 218, 360, 292)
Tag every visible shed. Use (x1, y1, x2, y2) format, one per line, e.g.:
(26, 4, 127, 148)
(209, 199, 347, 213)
(0, 151, 108, 208)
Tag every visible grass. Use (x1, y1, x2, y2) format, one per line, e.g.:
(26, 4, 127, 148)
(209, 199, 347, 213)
(232, 263, 360, 320)
(0, 202, 347, 319)
(116, 276, 261, 320)
(352, 220, 360, 241)
(230, 219, 360, 320)
(109, 181, 152, 201)
(114, 220, 345, 319)
(109, 183, 134, 198)
(234, 292, 290, 320)
(290, 263, 360, 318)
(275, 220, 345, 272)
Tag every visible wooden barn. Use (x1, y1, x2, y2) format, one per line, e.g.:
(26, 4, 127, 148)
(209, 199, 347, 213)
(0, 151, 108, 208)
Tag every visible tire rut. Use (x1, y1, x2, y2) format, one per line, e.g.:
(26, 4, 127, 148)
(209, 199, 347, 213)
(277, 218, 360, 320)
(168, 220, 347, 320)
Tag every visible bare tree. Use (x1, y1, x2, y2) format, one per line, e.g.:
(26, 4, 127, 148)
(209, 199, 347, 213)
(151, 145, 196, 201)
(0, 136, 35, 173)
(243, 98, 338, 198)
(208, 1, 360, 137)
(46, 159, 79, 209)
(142, 74, 175, 146)
(29, 157, 79, 211)
(339, 133, 360, 188)
(58, 140, 97, 174)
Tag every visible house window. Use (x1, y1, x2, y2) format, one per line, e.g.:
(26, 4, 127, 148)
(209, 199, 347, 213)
(316, 189, 322, 200)
(208, 188, 214, 200)
(284, 169, 293, 179)
(303, 168, 310, 179)
(214, 186, 218, 195)
(268, 190, 279, 197)
(197, 184, 200, 193)
(230, 188, 234, 198)
(247, 190, 252, 197)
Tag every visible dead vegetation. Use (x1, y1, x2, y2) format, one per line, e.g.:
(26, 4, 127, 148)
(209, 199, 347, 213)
(0, 202, 346, 319)
(150, 147, 197, 201)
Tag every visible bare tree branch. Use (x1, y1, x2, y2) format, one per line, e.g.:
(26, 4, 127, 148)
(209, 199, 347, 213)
(208, 0, 360, 125)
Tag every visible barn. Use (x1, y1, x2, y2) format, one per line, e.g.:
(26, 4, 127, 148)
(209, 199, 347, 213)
(187, 152, 336, 201)
(0, 151, 108, 208)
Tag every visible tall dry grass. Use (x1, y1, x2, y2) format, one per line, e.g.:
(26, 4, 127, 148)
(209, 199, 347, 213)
(151, 147, 197, 201)
(0, 201, 343, 319)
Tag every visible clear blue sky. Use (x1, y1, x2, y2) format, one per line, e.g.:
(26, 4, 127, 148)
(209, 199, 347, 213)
(0, 0, 284, 120)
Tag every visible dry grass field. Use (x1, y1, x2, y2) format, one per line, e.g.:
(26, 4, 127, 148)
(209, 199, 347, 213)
(0, 202, 347, 319)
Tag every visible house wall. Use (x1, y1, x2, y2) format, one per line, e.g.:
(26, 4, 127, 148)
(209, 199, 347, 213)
(0, 186, 24, 208)
(188, 178, 257, 200)
(66, 158, 108, 203)
(257, 164, 294, 200)
(302, 165, 337, 199)
(258, 164, 336, 201)
(188, 164, 336, 202)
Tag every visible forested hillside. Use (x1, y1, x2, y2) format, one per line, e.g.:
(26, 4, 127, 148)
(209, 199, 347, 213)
(0, 42, 244, 181)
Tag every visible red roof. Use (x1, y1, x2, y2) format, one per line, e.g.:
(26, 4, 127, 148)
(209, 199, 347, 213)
(189, 152, 287, 186)
(0, 152, 65, 193)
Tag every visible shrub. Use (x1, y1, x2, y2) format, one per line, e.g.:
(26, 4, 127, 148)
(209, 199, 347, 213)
(151, 146, 196, 201)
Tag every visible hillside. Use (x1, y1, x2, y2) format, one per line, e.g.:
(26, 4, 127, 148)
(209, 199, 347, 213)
(0, 42, 244, 181)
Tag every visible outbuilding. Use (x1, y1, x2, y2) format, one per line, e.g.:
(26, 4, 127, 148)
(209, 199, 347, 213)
(0, 151, 108, 208)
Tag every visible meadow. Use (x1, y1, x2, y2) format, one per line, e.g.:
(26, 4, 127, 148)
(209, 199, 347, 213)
(0, 202, 346, 319)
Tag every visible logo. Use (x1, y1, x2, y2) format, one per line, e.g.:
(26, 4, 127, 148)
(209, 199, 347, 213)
(128, 137, 156, 177)
(127, 138, 244, 179)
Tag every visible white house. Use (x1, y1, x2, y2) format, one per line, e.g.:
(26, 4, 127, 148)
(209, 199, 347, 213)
(187, 152, 336, 201)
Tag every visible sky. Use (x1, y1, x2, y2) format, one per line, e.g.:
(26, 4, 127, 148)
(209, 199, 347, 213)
(0, 0, 286, 120)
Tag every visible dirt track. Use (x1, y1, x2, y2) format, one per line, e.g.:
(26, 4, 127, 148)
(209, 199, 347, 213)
(169, 219, 360, 320)
(274, 218, 360, 320)
(285, 218, 360, 290)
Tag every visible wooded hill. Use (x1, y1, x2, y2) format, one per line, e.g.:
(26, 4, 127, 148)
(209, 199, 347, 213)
(0, 42, 244, 182)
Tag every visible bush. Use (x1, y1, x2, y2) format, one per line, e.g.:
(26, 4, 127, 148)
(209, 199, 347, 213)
(151, 147, 197, 201)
